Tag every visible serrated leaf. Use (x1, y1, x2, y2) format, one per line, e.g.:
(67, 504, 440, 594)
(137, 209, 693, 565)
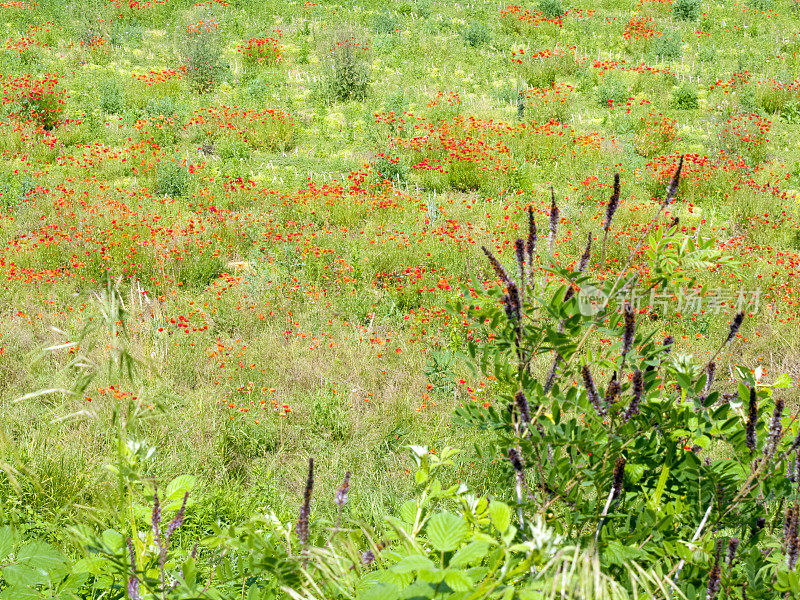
(393, 554, 436, 573)
(16, 541, 67, 573)
(772, 373, 794, 389)
(357, 583, 401, 600)
(2, 564, 45, 588)
(626, 464, 645, 484)
(165, 474, 196, 503)
(427, 512, 467, 552)
(444, 569, 473, 592)
(449, 541, 489, 568)
(71, 557, 107, 575)
(0, 586, 37, 600)
(100, 529, 124, 553)
(489, 502, 511, 533)
(400, 500, 417, 525)
(502, 524, 517, 546)
(603, 540, 650, 568)
(0, 527, 15, 560)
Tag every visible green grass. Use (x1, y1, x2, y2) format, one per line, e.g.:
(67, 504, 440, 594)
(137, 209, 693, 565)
(0, 0, 797, 571)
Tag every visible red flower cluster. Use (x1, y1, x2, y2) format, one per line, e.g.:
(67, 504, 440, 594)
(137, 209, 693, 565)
(236, 34, 282, 65)
(623, 16, 661, 40)
(132, 67, 187, 86)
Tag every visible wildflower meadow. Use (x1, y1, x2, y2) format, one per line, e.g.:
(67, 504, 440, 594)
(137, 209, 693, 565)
(0, 0, 799, 598)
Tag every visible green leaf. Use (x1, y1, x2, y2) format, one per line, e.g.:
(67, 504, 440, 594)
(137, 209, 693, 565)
(626, 464, 645, 484)
(772, 373, 794, 389)
(444, 568, 473, 592)
(489, 501, 511, 533)
(182, 557, 197, 586)
(427, 512, 468, 552)
(0, 527, 15, 560)
(100, 529, 124, 553)
(393, 554, 436, 573)
(71, 557, 107, 576)
(400, 500, 418, 525)
(649, 465, 670, 512)
(61, 571, 90, 593)
(0, 586, 38, 600)
(449, 541, 489, 568)
(603, 540, 650, 567)
(358, 583, 402, 600)
(737, 381, 751, 403)
(2, 564, 45, 588)
(165, 474, 196, 506)
(399, 582, 438, 599)
(17, 541, 67, 574)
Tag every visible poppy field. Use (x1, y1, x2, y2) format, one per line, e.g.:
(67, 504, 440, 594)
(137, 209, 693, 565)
(1, 0, 800, 598)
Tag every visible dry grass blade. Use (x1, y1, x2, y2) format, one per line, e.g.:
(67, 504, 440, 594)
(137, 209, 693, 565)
(536, 546, 684, 600)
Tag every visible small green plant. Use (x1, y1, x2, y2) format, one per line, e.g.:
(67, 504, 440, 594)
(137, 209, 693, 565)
(374, 153, 408, 186)
(538, 0, 565, 19)
(213, 447, 678, 599)
(98, 78, 124, 114)
(371, 9, 401, 34)
(596, 76, 628, 107)
(424, 348, 457, 397)
(324, 34, 371, 103)
(462, 20, 491, 48)
(450, 163, 799, 599)
(649, 30, 683, 60)
(781, 101, 800, 124)
(671, 83, 699, 109)
(218, 137, 250, 161)
(0, 529, 81, 598)
(672, 0, 701, 21)
(180, 17, 229, 93)
(155, 162, 189, 197)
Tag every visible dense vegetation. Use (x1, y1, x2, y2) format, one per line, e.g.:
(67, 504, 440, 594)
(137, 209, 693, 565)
(0, 0, 799, 597)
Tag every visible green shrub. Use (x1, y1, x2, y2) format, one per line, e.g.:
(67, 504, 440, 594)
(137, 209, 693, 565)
(145, 96, 179, 119)
(672, 0, 703, 21)
(98, 79, 124, 114)
(462, 20, 491, 47)
(748, 0, 773, 9)
(649, 30, 682, 60)
(596, 76, 628, 107)
(325, 34, 371, 102)
(180, 17, 229, 93)
(780, 101, 800, 123)
(672, 0, 701, 21)
(449, 169, 800, 599)
(155, 162, 189, 197)
(538, 0, 565, 19)
(178, 250, 225, 289)
(670, 82, 699, 109)
(138, 97, 183, 147)
(218, 138, 250, 161)
(422, 15, 451, 34)
(515, 49, 580, 89)
(697, 43, 716, 62)
(371, 9, 401, 34)
(415, 0, 433, 18)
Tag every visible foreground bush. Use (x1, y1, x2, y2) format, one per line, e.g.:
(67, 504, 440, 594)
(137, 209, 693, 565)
(451, 161, 800, 598)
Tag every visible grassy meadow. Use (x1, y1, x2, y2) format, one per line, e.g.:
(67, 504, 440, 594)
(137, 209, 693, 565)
(0, 0, 800, 596)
